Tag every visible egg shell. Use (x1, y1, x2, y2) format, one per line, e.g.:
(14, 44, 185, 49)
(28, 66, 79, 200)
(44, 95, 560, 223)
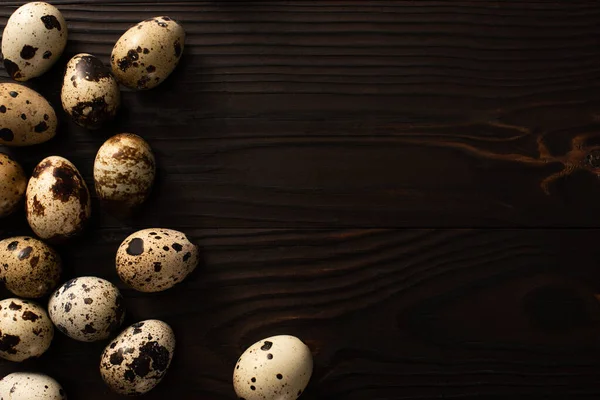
(110, 16, 185, 90)
(48, 276, 125, 342)
(100, 319, 175, 396)
(94, 133, 156, 211)
(25, 156, 91, 243)
(234, 335, 313, 400)
(0, 153, 27, 217)
(0, 372, 66, 400)
(0, 236, 61, 298)
(1, 2, 67, 81)
(116, 228, 199, 292)
(0, 298, 54, 362)
(0, 83, 57, 146)
(61, 53, 120, 129)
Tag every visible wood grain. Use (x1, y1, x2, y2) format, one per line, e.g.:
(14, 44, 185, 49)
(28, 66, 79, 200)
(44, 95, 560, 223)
(1, 1, 600, 227)
(2, 2, 600, 399)
(2, 228, 600, 400)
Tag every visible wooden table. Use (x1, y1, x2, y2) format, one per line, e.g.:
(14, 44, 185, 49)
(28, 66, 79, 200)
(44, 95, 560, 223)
(2, 1, 600, 399)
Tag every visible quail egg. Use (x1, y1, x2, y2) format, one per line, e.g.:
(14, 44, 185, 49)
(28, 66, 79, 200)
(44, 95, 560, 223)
(0, 298, 54, 362)
(100, 319, 175, 395)
(0, 236, 61, 298)
(116, 228, 199, 292)
(0, 153, 27, 217)
(111, 16, 185, 90)
(1, 1, 67, 81)
(234, 335, 313, 400)
(0, 372, 66, 399)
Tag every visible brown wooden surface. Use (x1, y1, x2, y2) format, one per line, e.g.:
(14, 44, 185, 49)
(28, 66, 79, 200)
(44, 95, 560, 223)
(2, 1, 600, 399)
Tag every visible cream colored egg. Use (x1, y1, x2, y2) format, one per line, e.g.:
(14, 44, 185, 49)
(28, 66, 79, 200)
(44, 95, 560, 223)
(116, 228, 198, 292)
(61, 53, 120, 129)
(0, 372, 66, 400)
(234, 335, 313, 400)
(48, 277, 125, 342)
(100, 319, 175, 395)
(0, 153, 27, 217)
(1, 2, 67, 81)
(0, 83, 57, 146)
(0, 298, 54, 362)
(111, 16, 185, 90)
(94, 133, 155, 211)
(26, 156, 91, 243)
(0, 236, 61, 298)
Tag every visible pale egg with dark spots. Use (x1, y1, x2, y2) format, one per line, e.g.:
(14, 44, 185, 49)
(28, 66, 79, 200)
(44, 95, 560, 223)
(0, 153, 27, 217)
(0, 298, 54, 362)
(48, 276, 125, 342)
(1, 2, 67, 81)
(234, 335, 313, 400)
(0, 236, 61, 298)
(100, 319, 175, 395)
(94, 133, 156, 212)
(116, 228, 199, 292)
(0, 83, 57, 146)
(111, 16, 185, 90)
(25, 156, 91, 243)
(61, 53, 121, 129)
(0, 372, 67, 400)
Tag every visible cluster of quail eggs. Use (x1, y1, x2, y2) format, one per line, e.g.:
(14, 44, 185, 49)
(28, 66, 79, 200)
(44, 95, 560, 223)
(0, 2, 314, 400)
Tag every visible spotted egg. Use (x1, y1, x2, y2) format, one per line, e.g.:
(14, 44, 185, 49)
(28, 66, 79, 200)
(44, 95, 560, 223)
(0, 298, 53, 362)
(48, 276, 125, 342)
(25, 156, 91, 243)
(0, 372, 66, 400)
(0, 236, 61, 298)
(94, 133, 156, 212)
(61, 53, 121, 129)
(110, 16, 185, 90)
(0, 83, 57, 146)
(0, 153, 27, 217)
(234, 335, 313, 400)
(1, 2, 67, 81)
(116, 228, 199, 292)
(100, 319, 175, 396)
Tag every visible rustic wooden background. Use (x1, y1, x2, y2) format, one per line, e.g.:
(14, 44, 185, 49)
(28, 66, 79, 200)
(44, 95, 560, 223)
(2, 1, 600, 399)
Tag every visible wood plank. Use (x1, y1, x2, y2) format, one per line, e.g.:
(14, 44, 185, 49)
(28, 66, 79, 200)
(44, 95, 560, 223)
(1, 1, 599, 226)
(2, 228, 600, 399)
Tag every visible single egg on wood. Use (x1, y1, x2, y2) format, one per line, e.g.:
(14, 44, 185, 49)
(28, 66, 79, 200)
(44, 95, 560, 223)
(100, 319, 175, 396)
(61, 53, 121, 129)
(234, 335, 313, 400)
(0, 83, 57, 146)
(111, 16, 185, 90)
(48, 276, 126, 342)
(1, 1, 68, 81)
(0, 298, 54, 362)
(94, 133, 156, 213)
(116, 228, 199, 292)
(0, 236, 61, 298)
(25, 156, 91, 243)
(0, 153, 27, 217)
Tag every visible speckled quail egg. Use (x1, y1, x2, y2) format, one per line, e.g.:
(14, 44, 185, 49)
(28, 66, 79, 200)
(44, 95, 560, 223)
(111, 16, 185, 90)
(94, 133, 155, 212)
(0, 153, 27, 217)
(234, 335, 313, 400)
(116, 228, 198, 292)
(25, 156, 91, 243)
(0, 298, 53, 362)
(61, 53, 120, 129)
(0, 372, 66, 400)
(1, 2, 67, 81)
(0, 83, 57, 146)
(100, 319, 175, 396)
(48, 276, 125, 342)
(0, 236, 61, 298)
